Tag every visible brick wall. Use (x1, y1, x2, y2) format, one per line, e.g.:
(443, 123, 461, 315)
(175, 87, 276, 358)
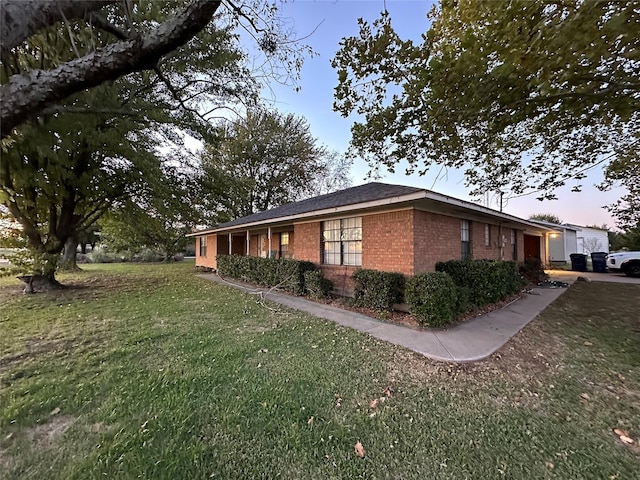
(293, 221, 321, 263)
(319, 265, 357, 296)
(472, 222, 502, 260)
(195, 234, 218, 269)
(413, 211, 461, 273)
(362, 210, 414, 275)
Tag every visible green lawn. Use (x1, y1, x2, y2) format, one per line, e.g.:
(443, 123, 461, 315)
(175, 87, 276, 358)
(1, 262, 638, 479)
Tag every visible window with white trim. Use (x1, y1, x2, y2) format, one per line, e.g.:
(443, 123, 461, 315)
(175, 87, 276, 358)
(461, 220, 471, 260)
(322, 217, 362, 266)
(484, 224, 491, 247)
(280, 232, 290, 259)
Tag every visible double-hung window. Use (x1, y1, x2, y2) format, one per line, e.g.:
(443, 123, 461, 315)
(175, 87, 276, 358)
(322, 217, 362, 266)
(461, 220, 471, 260)
(280, 232, 290, 259)
(199, 236, 207, 257)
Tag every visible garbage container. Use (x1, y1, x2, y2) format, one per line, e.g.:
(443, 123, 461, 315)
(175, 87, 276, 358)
(591, 252, 608, 273)
(570, 253, 587, 272)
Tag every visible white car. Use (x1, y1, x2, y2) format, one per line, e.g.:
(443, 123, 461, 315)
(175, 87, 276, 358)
(606, 251, 640, 277)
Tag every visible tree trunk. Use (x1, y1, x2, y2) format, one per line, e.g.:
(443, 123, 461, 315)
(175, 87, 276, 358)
(59, 235, 81, 271)
(80, 242, 87, 254)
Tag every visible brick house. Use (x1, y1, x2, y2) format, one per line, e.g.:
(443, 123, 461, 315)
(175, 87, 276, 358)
(189, 183, 552, 294)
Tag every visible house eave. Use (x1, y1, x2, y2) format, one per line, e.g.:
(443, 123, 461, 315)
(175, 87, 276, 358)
(187, 189, 558, 237)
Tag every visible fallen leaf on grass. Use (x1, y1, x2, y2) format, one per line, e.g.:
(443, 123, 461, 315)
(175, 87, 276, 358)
(383, 387, 392, 397)
(370, 398, 379, 409)
(545, 461, 554, 470)
(307, 416, 314, 426)
(619, 435, 634, 445)
(613, 428, 627, 437)
(583, 341, 593, 346)
(50, 407, 61, 416)
(580, 393, 590, 401)
(355, 441, 365, 458)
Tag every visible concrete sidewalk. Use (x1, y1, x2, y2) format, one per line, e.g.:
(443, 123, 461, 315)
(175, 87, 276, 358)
(199, 273, 570, 362)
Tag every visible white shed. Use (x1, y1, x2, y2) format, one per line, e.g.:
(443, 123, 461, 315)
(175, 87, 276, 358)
(571, 225, 609, 254)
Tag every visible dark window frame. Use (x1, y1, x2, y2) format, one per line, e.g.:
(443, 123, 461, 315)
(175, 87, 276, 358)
(461, 220, 471, 260)
(199, 236, 207, 257)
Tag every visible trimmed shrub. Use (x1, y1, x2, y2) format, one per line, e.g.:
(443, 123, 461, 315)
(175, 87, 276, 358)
(304, 270, 334, 299)
(405, 272, 458, 327)
(216, 255, 316, 295)
(352, 269, 405, 311)
(435, 259, 523, 308)
(519, 257, 547, 285)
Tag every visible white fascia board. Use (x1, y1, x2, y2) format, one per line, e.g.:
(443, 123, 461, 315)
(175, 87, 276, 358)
(191, 191, 428, 235)
(422, 191, 557, 232)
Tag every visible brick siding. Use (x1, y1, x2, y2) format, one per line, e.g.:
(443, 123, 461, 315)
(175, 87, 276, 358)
(293, 221, 321, 263)
(362, 209, 414, 275)
(195, 234, 218, 269)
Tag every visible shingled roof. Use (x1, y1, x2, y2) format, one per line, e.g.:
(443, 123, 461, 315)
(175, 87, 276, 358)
(214, 183, 423, 230)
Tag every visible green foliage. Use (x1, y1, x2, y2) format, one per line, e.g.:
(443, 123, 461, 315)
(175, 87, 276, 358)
(529, 213, 562, 225)
(100, 166, 202, 261)
(609, 227, 640, 252)
(333, 0, 639, 212)
(352, 268, 405, 311)
(303, 270, 334, 299)
(216, 255, 317, 295)
(200, 108, 329, 221)
(436, 259, 524, 309)
(519, 257, 547, 285)
(405, 272, 458, 327)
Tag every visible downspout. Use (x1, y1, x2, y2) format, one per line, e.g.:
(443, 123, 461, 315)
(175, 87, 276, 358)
(268, 227, 272, 258)
(228, 233, 232, 255)
(246, 230, 250, 256)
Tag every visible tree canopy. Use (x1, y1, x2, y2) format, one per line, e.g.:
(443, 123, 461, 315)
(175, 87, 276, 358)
(333, 0, 639, 218)
(200, 108, 350, 222)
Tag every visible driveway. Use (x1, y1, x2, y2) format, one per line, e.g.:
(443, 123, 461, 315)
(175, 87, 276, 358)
(546, 269, 640, 285)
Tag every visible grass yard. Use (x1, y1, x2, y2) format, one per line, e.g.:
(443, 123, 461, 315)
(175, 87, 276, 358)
(1, 262, 639, 479)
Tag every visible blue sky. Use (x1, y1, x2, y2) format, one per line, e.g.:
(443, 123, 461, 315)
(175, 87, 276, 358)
(247, 0, 623, 228)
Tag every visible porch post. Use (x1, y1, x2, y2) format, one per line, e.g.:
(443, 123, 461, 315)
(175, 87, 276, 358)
(246, 230, 250, 256)
(228, 233, 232, 255)
(268, 227, 272, 258)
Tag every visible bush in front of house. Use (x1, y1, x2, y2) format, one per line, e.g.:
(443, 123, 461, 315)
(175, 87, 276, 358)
(216, 255, 317, 295)
(435, 259, 523, 308)
(519, 256, 547, 285)
(352, 268, 405, 311)
(303, 270, 334, 299)
(405, 272, 458, 327)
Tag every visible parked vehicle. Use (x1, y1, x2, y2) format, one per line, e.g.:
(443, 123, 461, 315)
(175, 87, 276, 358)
(606, 251, 640, 277)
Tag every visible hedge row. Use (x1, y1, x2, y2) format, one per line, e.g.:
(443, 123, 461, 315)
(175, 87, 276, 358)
(353, 260, 524, 327)
(216, 255, 321, 295)
(352, 269, 405, 311)
(435, 259, 523, 310)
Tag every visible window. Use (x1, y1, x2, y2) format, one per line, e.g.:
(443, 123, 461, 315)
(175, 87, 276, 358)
(461, 220, 471, 260)
(511, 229, 517, 261)
(280, 232, 290, 259)
(484, 224, 491, 247)
(322, 217, 362, 266)
(199, 236, 207, 257)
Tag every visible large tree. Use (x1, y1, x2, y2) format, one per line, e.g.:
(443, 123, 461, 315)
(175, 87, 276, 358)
(333, 0, 639, 212)
(200, 108, 330, 220)
(1, 1, 308, 285)
(100, 165, 202, 261)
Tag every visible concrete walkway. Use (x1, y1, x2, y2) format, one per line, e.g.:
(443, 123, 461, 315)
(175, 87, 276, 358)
(199, 273, 579, 362)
